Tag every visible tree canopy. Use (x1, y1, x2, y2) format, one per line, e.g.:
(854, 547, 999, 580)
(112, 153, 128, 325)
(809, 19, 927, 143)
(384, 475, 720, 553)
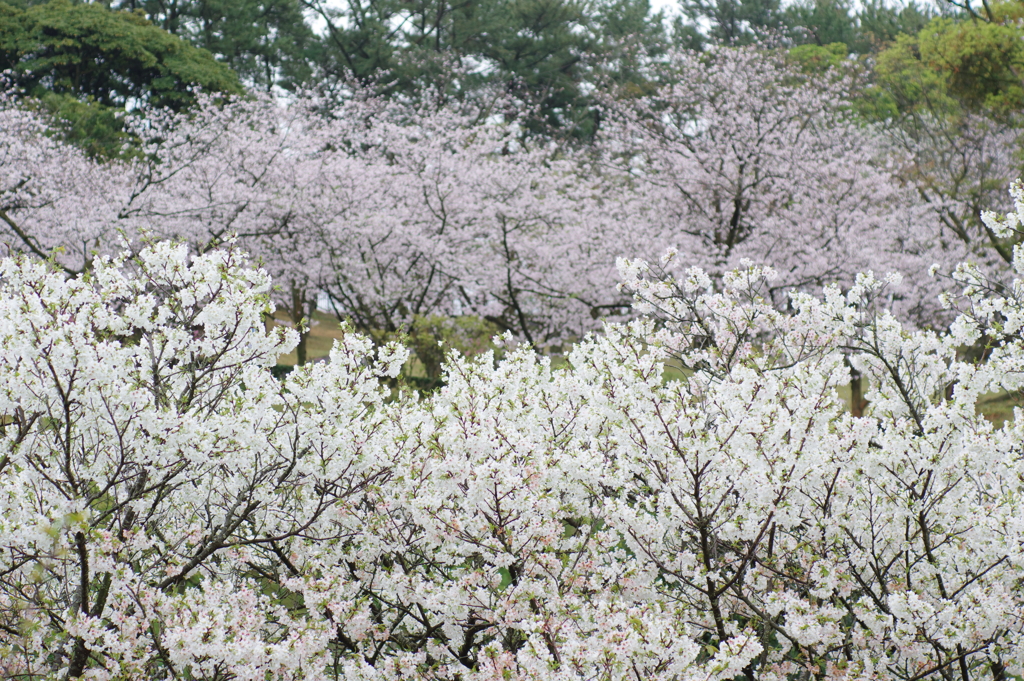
(0, 0, 241, 109)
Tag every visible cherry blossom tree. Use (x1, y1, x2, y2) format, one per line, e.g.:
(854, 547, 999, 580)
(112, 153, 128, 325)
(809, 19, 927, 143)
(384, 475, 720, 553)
(313, 100, 638, 345)
(596, 46, 955, 325)
(2, 50, 1010, 361)
(2, 87, 639, 352)
(607, 244, 1024, 680)
(0, 90, 346, 362)
(0, 96, 133, 274)
(121, 93, 338, 363)
(156, 93, 630, 348)
(886, 111, 1020, 273)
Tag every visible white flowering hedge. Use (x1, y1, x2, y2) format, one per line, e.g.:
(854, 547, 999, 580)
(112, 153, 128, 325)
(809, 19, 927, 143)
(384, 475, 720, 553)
(3, 190, 1024, 679)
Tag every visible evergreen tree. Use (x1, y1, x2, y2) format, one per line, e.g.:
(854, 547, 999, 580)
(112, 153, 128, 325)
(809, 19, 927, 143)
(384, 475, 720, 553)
(678, 0, 786, 45)
(0, 0, 242, 157)
(857, 0, 931, 49)
(784, 0, 858, 48)
(0, 0, 241, 109)
(304, 0, 661, 138)
(115, 0, 320, 91)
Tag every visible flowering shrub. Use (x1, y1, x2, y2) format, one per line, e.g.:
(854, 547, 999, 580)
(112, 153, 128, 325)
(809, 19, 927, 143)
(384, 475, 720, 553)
(2, 220, 1024, 679)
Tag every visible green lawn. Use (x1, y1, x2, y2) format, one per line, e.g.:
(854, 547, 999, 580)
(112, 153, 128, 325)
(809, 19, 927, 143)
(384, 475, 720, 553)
(273, 310, 348, 366)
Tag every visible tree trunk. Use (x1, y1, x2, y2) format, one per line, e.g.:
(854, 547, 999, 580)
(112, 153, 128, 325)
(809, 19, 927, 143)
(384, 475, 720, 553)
(850, 366, 867, 417)
(291, 284, 309, 366)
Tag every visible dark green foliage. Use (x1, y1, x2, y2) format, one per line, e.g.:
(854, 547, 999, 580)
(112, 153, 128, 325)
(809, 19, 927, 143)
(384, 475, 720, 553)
(306, 0, 603, 136)
(0, 0, 242, 109)
(29, 91, 139, 159)
(784, 0, 858, 48)
(302, 0, 399, 90)
(304, 0, 671, 138)
(114, 0, 320, 91)
(857, 0, 931, 48)
(679, 0, 786, 45)
(677, 0, 934, 54)
(477, 0, 595, 133)
(873, 13, 1024, 118)
(783, 0, 931, 53)
(592, 0, 670, 98)
(4, 0, 672, 139)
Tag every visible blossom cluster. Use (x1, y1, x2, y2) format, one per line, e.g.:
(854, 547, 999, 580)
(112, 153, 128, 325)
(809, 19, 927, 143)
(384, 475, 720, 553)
(2, 190, 1024, 679)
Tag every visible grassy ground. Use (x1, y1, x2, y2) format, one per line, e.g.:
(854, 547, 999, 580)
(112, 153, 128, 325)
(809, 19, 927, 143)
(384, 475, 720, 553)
(976, 391, 1022, 425)
(272, 310, 348, 366)
(273, 312, 1022, 424)
(271, 310, 443, 385)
